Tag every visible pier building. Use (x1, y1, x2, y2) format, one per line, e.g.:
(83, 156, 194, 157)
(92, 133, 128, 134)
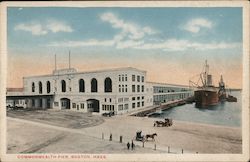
(6, 67, 193, 115)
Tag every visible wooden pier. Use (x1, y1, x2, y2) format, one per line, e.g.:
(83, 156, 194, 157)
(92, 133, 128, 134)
(130, 99, 186, 117)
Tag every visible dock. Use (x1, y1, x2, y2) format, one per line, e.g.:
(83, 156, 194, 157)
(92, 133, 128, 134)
(129, 99, 186, 117)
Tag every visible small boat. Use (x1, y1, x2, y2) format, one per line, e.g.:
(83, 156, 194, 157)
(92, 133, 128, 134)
(227, 95, 237, 102)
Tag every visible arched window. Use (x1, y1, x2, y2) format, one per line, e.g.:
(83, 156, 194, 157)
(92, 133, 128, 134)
(91, 78, 98, 92)
(32, 82, 35, 92)
(104, 77, 112, 92)
(61, 80, 66, 92)
(39, 81, 42, 94)
(47, 81, 51, 93)
(79, 79, 85, 92)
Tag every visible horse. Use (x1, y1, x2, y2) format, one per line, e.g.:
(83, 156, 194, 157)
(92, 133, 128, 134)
(145, 133, 157, 141)
(154, 121, 164, 127)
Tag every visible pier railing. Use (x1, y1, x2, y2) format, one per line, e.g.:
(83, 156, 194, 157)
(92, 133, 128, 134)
(130, 99, 186, 117)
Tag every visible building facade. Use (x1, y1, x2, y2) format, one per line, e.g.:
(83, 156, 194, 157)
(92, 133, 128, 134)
(6, 67, 193, 115)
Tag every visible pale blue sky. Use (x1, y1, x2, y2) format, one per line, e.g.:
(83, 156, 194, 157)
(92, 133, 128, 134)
(7, 7, 243, 88)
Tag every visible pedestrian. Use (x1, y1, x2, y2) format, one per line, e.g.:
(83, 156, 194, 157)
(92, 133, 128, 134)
(109, 133, 112, 141)
(131, 140, 135, 150)
(127, 142, 130, 150)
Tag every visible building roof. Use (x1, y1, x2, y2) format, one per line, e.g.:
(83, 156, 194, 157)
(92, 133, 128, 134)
(146, 81, 189, 88)
(24, 67, 146, 79)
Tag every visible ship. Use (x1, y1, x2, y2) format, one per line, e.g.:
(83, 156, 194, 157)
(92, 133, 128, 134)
(218, 75, 227, 102)
(189, 61, 237, 107)
(190, 60, 219, 107)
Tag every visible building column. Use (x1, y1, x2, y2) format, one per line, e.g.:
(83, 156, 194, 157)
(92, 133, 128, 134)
(35, 98, 39, 109)
(42, 98, 47, 109)
(26, 99, 32, 108)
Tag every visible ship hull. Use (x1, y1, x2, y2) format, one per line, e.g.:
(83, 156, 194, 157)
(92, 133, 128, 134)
(194, 90, 219, 107)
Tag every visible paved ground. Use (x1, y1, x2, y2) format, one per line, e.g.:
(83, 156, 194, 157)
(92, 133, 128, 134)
(7, 117, 166, 154)
(7, 109, 104, 129)
(7, 109, 242, 154)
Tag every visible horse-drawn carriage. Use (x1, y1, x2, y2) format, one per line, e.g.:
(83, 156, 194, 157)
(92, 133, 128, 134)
(135, 131, 145, 141)
(135, 131, 157, 141)
(154, 118, 173, 127)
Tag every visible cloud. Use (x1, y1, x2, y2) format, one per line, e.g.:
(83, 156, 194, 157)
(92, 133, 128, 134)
(46, 19, 73, 33)
(46, 12, 240, 52)
(14, 19, 73, 36)
(182, 18, 213, 33)
(48, 39, 114, 47)
(135, 39, 240, 51)
(100, 12, 156, 40)
(14, 23, 48, 36)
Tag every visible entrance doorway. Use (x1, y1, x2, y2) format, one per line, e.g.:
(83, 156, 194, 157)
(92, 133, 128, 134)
(87, 99, 100, 112)
(60, 98, 71, 109)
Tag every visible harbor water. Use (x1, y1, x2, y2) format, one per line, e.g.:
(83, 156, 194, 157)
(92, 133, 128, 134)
(152, 91, 242, 127)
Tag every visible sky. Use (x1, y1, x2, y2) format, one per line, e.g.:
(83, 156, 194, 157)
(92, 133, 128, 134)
(7, 7, 242, 88)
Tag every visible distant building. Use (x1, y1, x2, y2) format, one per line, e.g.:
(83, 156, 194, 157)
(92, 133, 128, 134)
(6, 67, 193, 115)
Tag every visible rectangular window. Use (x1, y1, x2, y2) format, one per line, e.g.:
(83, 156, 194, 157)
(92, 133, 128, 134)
(111, 105, 114, 111)
(119, 85, 121, 92)
(132, 75, 135, 81)
(142, 96, 144, 100)
(137, 75, 140, 82)
(118, 104, 123, 111)
(124, 104, 129, 110)
(142, 85, 144, 92)
(110, 98, 112, 102)
(125, 74, 127, 81)
(132, 85, 135, 92)
(142, 76, 144, 82)
(137, 102, 140, 107)
(137, 85, 140, 92)
(132, 97, 136, 101)
(72, 103, 76, 108)
(119, 75, 121, 81)
(105, 98, 107, 102)
(122, 75, 124, 81)
(81, 103, 84, 109)
(124, 98, 129, 102)
(102, 105, 105, 110)
(122, 85, 124, 92)
(137, 96, 140, 100)
(132, 103, 136, 108)
(142, 101, 144, 107)
(118, 98, 123, 103)
(125, 85, 128, 92)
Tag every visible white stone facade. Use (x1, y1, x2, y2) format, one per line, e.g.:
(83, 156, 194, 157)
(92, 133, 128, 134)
(7, 67, 193, 115)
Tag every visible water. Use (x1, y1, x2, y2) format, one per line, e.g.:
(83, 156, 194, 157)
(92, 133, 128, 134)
(154, 91, 242, 127)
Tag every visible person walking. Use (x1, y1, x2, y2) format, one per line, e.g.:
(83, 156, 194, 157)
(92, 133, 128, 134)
(127, 142, 130, 150)
(131, 140, 135, 150)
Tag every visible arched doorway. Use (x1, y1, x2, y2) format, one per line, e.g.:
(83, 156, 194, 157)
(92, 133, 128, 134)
(87, 99, 100, 112)
(60, 98, 70, 109)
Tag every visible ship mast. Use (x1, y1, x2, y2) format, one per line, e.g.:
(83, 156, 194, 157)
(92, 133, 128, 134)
(203, 60, 209, 87)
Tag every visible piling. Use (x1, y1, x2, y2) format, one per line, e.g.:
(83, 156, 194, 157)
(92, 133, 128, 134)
(109, 134, 112, 141)
(120, 136, 122, 143)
